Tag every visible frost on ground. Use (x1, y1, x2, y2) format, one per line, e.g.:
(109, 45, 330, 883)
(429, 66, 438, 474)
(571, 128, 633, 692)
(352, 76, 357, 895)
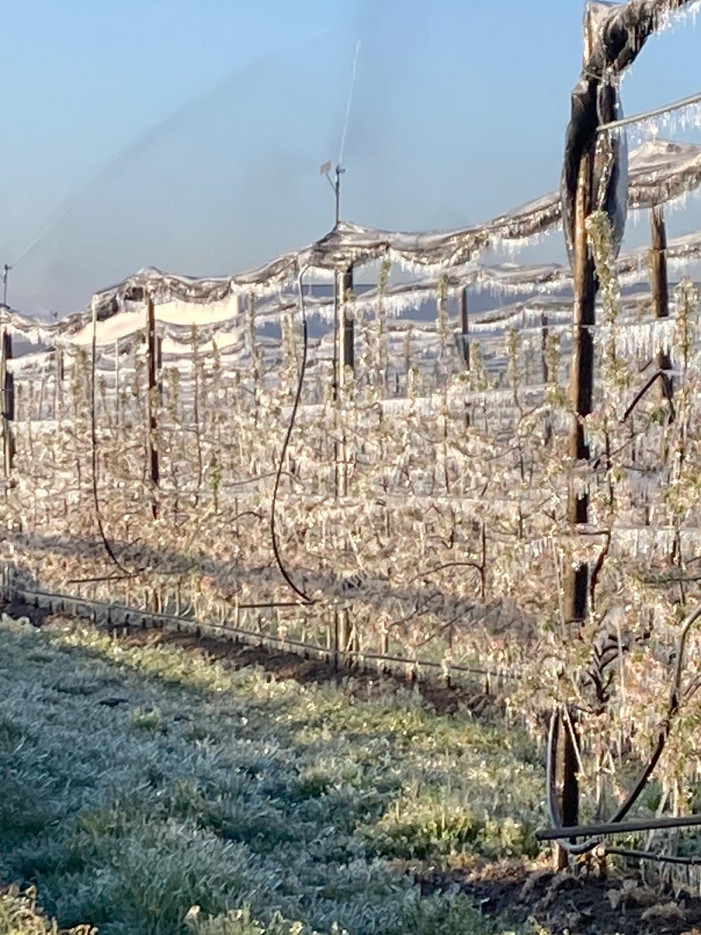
(0, 613, 539, 935)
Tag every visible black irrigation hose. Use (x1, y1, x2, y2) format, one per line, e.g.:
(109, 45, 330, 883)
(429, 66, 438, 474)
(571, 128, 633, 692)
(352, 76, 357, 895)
(607, 846, 701, 866)
(269, 267, 315, 605)
(546, 604, 701, 854)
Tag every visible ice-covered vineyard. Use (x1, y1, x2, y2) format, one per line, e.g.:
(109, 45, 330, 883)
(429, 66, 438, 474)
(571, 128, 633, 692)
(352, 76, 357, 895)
(2, 137, 701, 675)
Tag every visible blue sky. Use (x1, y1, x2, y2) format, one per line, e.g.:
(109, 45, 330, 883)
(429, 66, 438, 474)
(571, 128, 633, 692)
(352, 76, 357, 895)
(1, 0, 700, 314)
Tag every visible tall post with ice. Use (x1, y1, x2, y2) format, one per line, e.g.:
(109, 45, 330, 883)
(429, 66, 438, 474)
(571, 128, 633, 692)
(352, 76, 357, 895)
(555, 0, 697, 871)
(650, 204, 674, 407)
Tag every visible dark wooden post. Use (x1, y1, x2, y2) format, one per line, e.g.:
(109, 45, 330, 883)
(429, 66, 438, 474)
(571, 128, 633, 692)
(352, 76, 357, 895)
(558, 9, 598, 870)
(1, 328, 15, 479)
(156, 334, 163, 403)
(565, 4, 597, 622)
(336, 266, 354, 500)
(341, 266, 354, 373)
(650, 204, 674, 405)
(339, 267, 357, 657)
(55, 348, 64, 421)
(113, 340, 121, 438)
(459, 288, 472, 428)
(146, 294, 159, 519)
(554, 0, 697, 873)
(247, 294, 259, 416)
(650, 205, 669, 321)
(564, 145, 595, 617)
(541, 313, 550, 384)
(459, 287, 470, 369)
(552, 709, 580, 865)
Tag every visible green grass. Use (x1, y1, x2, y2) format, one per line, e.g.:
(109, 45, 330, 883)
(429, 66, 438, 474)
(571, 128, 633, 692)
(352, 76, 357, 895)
(0, 613, 542, 935)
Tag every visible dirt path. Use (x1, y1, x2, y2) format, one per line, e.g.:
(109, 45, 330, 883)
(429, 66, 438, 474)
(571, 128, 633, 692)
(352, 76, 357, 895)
(98, 625, 499, 717)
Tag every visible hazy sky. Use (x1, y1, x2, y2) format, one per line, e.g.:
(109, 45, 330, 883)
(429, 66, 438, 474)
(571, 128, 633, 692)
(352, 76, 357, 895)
(1, 0, 700, 315)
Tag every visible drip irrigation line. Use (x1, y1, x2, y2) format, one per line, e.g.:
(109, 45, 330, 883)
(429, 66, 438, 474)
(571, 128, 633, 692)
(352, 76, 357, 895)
(539, 814, 701, 841)
(607, 846, 701, 866)
(544, 604, 701, 854)
(9, 583, 517, 680)
(269, 266, 315, 605)
(67, 571, 142, 586)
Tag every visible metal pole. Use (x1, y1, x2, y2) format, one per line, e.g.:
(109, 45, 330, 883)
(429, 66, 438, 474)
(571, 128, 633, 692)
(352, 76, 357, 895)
(335, 166, 341, 226)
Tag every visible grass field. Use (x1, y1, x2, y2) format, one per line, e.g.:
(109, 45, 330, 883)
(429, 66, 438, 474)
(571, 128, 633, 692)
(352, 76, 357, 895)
(0, 613, 543, 935)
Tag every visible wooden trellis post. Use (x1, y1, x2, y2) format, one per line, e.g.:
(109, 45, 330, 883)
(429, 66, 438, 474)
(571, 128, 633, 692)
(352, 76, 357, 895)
(541, 313, 550, 384)
(337, 265, 357, 659)
(146, 293, 160, 519)
(459, 287, 470, 369)
(156, 333, 163, 403)
(559, 6, 599, 870)
(114, 339, 121, 437)
(341, 265, 355, 376)
(53, 347, 64, 424)
(564, 148, 595, 613)
(337, 265, 354, 499)
(554, 708, 580, 869)
(650, 204, 674, 406)
(564, 9, 597, 627)
(247, 294, 259, 416)
(554, 0, 697, 871)
(650, 205, 669, 321)
(1, 327, 15, 480)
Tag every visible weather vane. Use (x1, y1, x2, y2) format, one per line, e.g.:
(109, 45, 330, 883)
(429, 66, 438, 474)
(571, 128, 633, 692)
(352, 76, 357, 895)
(320, 161, 346, 227)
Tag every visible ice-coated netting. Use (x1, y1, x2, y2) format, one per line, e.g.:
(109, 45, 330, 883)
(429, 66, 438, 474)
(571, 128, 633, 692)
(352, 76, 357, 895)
(66, 139, 701, 327)
(1, 136, 699, 366)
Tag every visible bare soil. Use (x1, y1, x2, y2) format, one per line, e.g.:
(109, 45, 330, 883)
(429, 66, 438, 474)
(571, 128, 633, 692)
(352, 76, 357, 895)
(102, 626, 499, 717)
(423, 861, 701, 935)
